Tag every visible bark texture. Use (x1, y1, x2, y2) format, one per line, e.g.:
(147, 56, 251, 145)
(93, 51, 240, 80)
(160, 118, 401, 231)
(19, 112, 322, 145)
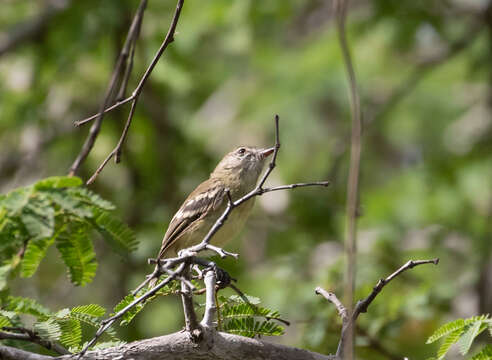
(60, 329, 334, 360)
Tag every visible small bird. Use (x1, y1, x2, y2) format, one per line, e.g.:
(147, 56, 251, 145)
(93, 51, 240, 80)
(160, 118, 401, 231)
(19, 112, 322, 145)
(156, 146, 275, 260)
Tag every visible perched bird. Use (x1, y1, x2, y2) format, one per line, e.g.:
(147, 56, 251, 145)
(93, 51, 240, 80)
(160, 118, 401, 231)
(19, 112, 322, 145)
(156, 146, 274, 259)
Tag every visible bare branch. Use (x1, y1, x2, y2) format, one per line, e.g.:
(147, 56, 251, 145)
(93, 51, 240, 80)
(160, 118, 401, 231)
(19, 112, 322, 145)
(315, 287, 348, 322)
(0, 344, 53, 360)
(200, 269, 218, 329)
(69, 0, 147, 177)
(180, 265, 200, 335)
(79, 0, 185, 185)
(352, 258, 439, 318)
(330, 258, 439, 357)
(334, 0, 362, 358)
(76, 262, 187, 358)
(0, 328, 69, 355)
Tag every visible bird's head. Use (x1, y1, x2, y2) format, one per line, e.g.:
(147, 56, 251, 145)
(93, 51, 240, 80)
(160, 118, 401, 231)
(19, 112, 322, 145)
(211, 146, 275, 186)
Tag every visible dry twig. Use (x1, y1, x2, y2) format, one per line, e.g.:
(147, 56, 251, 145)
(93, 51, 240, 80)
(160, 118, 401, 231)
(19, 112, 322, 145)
(316, 258, 439, 358)
(0, 327, 69, 355)
(73, 0, 185, 185)
(69, 0, 147, 177)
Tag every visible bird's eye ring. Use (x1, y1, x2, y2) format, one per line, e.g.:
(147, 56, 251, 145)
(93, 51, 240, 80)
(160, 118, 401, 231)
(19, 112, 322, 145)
(237, 147, 246, 155)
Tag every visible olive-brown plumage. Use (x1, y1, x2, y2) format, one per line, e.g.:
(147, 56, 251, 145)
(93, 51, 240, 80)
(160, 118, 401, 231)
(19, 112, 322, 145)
(157, 146, 274, 259)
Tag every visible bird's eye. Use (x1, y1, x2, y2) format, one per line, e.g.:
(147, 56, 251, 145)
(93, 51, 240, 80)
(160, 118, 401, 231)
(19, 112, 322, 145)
(237, 147, 246, 155)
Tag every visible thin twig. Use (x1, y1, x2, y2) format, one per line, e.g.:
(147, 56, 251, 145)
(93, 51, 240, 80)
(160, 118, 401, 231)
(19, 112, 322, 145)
(335, 258, 439, 357)
(76, 262, 187, 358)
(315, 287, 348, 322)
(81, 0, 185, 185)
(0, 328, 69, 355)
(334, 0, 362, 358)
(69, 0, 147, 177)
(180, 265, 200, 333)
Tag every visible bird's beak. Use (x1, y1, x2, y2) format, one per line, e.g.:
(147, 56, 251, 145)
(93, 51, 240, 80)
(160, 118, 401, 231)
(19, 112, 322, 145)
(259, 147, 275, 160)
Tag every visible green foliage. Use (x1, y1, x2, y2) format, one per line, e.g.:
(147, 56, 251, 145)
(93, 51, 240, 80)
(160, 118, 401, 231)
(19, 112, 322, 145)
(0, 176, 137, 287)
(112, 281, 180, 326)
(427, 315, 491, 359)
(0, 296, 120, 352)
(471, 345, 492, 360)
(218, 294, 286, 338)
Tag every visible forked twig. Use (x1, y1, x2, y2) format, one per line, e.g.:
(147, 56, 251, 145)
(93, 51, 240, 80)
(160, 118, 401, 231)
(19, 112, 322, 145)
(316, 258, 439, 358)
(69, 0, 147, 177)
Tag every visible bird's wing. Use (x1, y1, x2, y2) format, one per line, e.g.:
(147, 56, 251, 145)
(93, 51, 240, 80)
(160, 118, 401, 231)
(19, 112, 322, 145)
(158, 178, 226, 258)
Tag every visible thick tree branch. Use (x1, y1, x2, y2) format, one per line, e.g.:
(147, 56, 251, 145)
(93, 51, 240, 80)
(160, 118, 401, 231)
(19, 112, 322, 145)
(0, 345, 53, 360)
(64, 330, 334, 360)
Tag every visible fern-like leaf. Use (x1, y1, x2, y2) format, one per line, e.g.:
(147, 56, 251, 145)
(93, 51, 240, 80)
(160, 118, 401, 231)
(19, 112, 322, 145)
(58, 318, 82, 349)
(223, 318, 284, 337)
(436, 329, 462, 360)
(33, 318, 61, 341)
(34, 176, 83, 190)
(471, 345, 492, 360)
(21, 197, 55, 239)
(56, 223, 97, 286)
(67, 188, 115, 211)
(21, 236, 55, 278)
(5, 296, 51, 318)
(457, 321, 486, 355)
(221, 302, 282, 321)
(71, 304, 106, 317)
(93, 210, 138, 253)
(427, 316, 488, 344)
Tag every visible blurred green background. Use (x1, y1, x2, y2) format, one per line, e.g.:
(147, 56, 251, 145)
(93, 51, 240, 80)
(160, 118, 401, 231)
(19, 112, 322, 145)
(1, 0, 491, 358)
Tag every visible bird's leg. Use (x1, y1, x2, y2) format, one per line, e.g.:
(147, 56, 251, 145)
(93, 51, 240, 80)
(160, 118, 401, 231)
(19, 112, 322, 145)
(192, 257, 236, 289)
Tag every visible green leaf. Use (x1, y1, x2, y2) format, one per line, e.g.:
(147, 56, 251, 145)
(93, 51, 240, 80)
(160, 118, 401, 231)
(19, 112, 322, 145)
(93, 209, 138, 253)
(227, 294, 261, 305)
(221, 302, 282, 321)
(67, 188, 115, 211)
(471, 345, 492, 360)
(0, 310, 15, 328)
(0, 263, 12, 291)
(34, 318, 61, 341)
(427, 319, 466, 343)
(21, 198, 55, 239)
(21, 237, 55, 278)
(69, 312, 118, 341)
(58, 318, 82, 349)
(44, 190, 93, 218)
(56, 224, 97, 286)
(71, 304, 106, 317)
(2, 189, 30, 214)
(112, 293, 145, 326)
(6, 296, 51, 318)
(222, 318, 284, 337)
(34, 176, 83, 190)
(436, 329, 461, 360)
(457, 321, 484, 355)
